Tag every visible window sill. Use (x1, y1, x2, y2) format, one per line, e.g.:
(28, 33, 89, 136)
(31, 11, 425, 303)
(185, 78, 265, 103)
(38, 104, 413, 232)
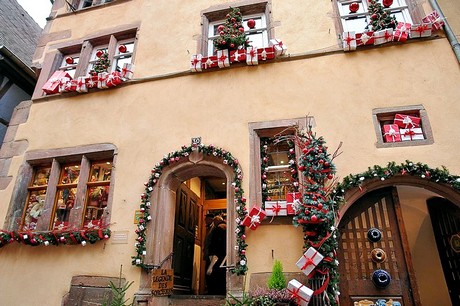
(376, 138, 433, 148)
(260, 215, 294, 226)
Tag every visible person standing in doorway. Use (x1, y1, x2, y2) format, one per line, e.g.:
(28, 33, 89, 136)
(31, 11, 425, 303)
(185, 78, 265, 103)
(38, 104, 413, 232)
(206, 215, 227, 295)
(203, 213, 215, 294)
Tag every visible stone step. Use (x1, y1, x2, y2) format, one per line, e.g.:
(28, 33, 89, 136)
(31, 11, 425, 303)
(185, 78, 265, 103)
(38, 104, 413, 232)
(168, 295, 226, 306)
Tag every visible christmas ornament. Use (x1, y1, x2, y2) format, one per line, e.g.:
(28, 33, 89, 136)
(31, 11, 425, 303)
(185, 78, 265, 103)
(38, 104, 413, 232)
(96, 49, 104, 58)
(118, 44, 127, 53)
(247, 19, 256, 29)
(382, 0, 393, 7)
(366, 0, 397, 31)
(65, 56, 74, 64)
(349, 2, 359, 13)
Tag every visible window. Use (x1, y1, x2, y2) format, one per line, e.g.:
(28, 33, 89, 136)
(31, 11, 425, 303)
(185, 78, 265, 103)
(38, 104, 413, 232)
(70, 0, 113, 10)
(336, 0, 413, 32)
(373, 105, 434, 148)
(58, 53, 80, 78)
(7, 145, 117, 232)
(201, 1, 272, 56)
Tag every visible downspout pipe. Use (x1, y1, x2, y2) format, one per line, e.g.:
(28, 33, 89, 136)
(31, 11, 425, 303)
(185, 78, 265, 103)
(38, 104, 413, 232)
(428, 0, 460, 63)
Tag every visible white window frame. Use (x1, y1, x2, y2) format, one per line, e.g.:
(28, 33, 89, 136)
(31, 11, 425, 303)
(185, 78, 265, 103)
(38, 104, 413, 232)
(78, 0, 113, 10)
(58, 53, 80, 79)
(207, 13, 268, 55)
(112, 39, 135, 72)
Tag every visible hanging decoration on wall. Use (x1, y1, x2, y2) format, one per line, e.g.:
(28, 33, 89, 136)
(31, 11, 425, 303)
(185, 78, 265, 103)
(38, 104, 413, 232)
(247, 18, 256, 29)
(0, 228, 111, 247)
(65, 56, 74, 64)
(131, 142, 249, 276)
(349, 2, 359, 13)
(118, 44, 127, 53)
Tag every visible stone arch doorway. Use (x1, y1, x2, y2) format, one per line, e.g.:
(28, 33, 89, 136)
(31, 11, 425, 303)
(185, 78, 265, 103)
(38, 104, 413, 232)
(136, 151, 244, 305)
(337, 176, 460, 306)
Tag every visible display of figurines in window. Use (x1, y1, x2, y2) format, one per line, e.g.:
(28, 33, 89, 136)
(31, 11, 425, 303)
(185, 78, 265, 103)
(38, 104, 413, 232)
(88, 186, 108, 208)
(22, 192, 46, 230)
(33, 169, 50, 186)
(61, 166, 80, 184)
(54, 188, 76, 229)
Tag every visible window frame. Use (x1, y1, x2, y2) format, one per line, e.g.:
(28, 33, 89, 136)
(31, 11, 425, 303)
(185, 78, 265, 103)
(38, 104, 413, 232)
(200, 0, 273, 56)
(373, 105, 434, 148)
(5, 144, 117, 232)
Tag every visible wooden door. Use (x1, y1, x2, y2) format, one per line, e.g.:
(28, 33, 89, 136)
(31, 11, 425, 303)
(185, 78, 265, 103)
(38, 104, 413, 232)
(427, 197, 460, 305)
(338, 188, 417, 305)
(173, 184, 198, 293)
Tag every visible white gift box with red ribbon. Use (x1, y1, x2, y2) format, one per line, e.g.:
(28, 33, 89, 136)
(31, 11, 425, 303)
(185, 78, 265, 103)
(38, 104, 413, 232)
(190, 54, 203, 72)
(217, 49, 230, 68)
(296, 246, 324, 276)
(394, 22, 411, 42)
(97, 72, 109, 89)
(76, 76, 88, 93)
(374, 28, 394, 45)
(265, 201, 288, 217)
(58, 77, 72, 93)
(342, 31, 357, 51)
(269, 39, 287, 56)
(400, 128, 424, 141)
(357, 31, 374, 46)
(422, 10, 444, 30)
(121, 63, 135, 80)
(287, 279, 313, 306)
(241, 206, 266, 230)
(410, 23, 432, 38)
(246, 47, 258, 66)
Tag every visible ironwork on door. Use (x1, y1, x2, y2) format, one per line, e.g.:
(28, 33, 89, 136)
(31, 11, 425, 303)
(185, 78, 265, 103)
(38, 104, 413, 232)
(338, 188, 417, 305)
(427, 197, 460, 305)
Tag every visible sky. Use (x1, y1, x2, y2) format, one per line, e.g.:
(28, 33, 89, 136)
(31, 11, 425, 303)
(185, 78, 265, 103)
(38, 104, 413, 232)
(17, 0, 53, 28)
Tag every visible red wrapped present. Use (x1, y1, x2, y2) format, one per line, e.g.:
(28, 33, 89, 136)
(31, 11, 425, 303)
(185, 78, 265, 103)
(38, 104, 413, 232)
(230, 49, 246, 63)
(217, 49, 230, 68)
(246, 47, 258, 66)
(203, 56, 218, 69)
(286, 192, 301, 204)
(86, 74, 98, 89)
(257, 47, 275, 61)
(265, 201, 288, 217)
(121, 63, 134, 80)
(295, 246, 324, 276)
(400, 128, 424, 141)
(241, 206, 266, 230)
(97, 72, 109, 89)
(382, 124, 401, 142)
(394, 113, 421, 128)
(76, 76, 88, 93)
(357, 31, 374, 46)
(287, 279, 313, 306)
(410, 23, 432, 38)
(374, 29, 394, 45)
(58, 77, 72, 93)
(287, 203, 295, 215)
(107, 71, 122, 87)
(342, 31, 357, 51)
(422, 10, 444, 30)
(190, 54, 203, 72)
(42, 70, 71, 95)
(394, 22, 411, 42)
(269, 39, 287, 56)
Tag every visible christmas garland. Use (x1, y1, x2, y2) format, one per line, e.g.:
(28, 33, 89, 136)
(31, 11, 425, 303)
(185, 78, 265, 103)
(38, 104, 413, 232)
(0, 228, 111, 247)
(132, 143, 249, 275)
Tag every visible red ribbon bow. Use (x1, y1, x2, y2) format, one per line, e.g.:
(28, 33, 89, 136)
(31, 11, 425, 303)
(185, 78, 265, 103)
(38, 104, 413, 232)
(301, 250, 318, 271)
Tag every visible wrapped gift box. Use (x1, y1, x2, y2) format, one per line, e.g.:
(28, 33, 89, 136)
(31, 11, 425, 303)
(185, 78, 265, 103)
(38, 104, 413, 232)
(230, 49, 246, 62)
(374, 29, 394, 45)
(394, 113, 421, 128)
(97, 72, 109, 89)
(394, 22, 411, 42)
(382, 124, 401, 143)
(410, 23, 432, 38)
(287, 279, 313, 306)
(58, 77, 72, 93)
(269, 39, 287, 56)
(357, 31, 374, 46)
(258, 47, 275, 61)
(246, 47, 258, 66)
(422, 10, 444, 30)
(265, 201, 288, 216)
(42, 70, 72, 95)
(121, 63, 135, 80)
(241, 206, 266, 230)
(86, 74, 98, 89)
(342, 31, 357, 51)
(107, 71, 122, 87)
(296, 246, 324, 276)
(400, 128, 424, 141)
(190, 54, 203, 72)
(287, 202, 296, 215)
(286, 192, 301, 204)
(203, 56, 218, 69)
(217, 49, 230, 68)
(76, 76, 88, 93)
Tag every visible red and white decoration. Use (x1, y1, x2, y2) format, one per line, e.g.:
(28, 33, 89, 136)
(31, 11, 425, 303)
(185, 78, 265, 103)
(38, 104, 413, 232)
(269, 39, 288, 56)
(121, 63, 135, 80)
(217, 49, 230, 68)
(382, 124, 401, 143)
(230, 49, 246, 62)
(241, 206, 266, 230)
(342, 31, 357, 51)
(190, 54, 203, 72)
(394, 113, 421, 129)
(76, 76, 88, 93)
(394, 22, 411, 42)
(357, 31, 374, 46)
(246, 47, 258, 66)
(295, 246, 324, 276)
(287, 279, 314, 306)
(410, 23, 432, 38)
(42, 71, 71, 94)
(258, 47, 276, 61)
(374, 28, 394, 45)
(422, 10, 444, 30)
(400, 128, 424, 141)
(265, 201, 288, 217)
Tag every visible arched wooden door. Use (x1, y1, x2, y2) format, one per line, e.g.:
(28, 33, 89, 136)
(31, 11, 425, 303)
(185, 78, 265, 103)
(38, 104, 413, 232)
(338, 187, 419, 305)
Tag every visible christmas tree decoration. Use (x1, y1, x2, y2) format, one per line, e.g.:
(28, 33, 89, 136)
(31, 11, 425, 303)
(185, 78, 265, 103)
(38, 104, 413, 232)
(247, 18, 256, 29)
(241, 206, 266, 230)
(382, 124, 401, 143)
(265, 201, 289, 217)
(382, 0, 393, 8)
(287, 279, 314, 306)
(132, 143, 249, 275)
(214, 7, 250, 51)
(65, 56, 74, 64)
(410, 23, 432, 38)
(422, 10, 445, 30)
(118, 44, 127, 53)
(343, 31, 357, 51)
(366, 0, 397, 31)
(393, 22, 411, 42)
(393, 113, 421, 129)
(349, 2, 359, 13)
(90, 50, 110, 75)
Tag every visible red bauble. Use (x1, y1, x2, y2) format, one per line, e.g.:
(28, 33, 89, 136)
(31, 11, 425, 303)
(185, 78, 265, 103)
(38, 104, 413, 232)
(382, 0, 393, 7)
(371, 13, 378, 20)
(238, 27, 245, 33)
(65, 56, 74, 64)
(96, 50, 104, 58)
(311, 215, 318, 222)
(230, 43, 235, 48)
(118, 44, 127, 53)
(247, 19, 256, 29)
(217, 25, 225, 32)
(349, 2, 359, 13)
(231, 17, 236, 23)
